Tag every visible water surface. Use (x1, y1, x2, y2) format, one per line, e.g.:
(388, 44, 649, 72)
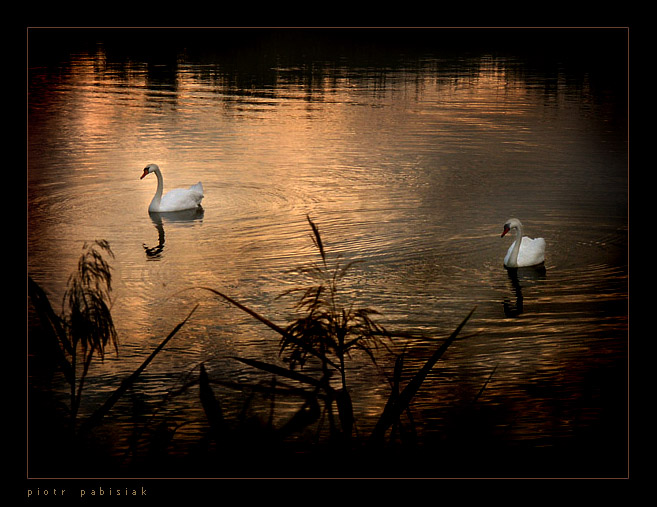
(27, 28, 628, 477)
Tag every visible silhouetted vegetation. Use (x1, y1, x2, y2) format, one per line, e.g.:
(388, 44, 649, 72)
(28, 219, 479, 477)
(28, 241, 199, 463)
(29, 240, 118, 425)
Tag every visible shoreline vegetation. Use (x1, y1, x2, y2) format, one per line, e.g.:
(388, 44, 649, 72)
(27, 217, 622, 478)
(27, 218, 478, 477)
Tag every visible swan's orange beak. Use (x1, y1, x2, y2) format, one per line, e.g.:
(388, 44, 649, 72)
(501, 225, 510, 238)
(140, 168, 149, 180)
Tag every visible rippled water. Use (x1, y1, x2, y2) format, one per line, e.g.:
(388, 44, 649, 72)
(27, 28, 628, 476)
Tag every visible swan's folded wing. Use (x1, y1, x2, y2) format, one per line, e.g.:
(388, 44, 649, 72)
(159, 186, 204, 211)
(518, 237, 546, 266)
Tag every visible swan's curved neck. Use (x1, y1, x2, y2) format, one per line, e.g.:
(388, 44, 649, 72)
(508, 223, 524, 267)
(149, 167, 164, 210)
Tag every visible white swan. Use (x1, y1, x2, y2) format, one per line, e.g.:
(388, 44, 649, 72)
(140, 163, 204, 212)
(501, 218, 546, 268)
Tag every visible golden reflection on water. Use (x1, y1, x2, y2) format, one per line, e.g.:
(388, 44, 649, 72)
(28, 31, 627, 475)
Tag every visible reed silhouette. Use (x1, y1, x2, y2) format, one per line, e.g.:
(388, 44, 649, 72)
(28, 221, 477, 476)
(28, 240, 197, 444)
(194, 216, 476, 457)
(194, 217, 390, 446)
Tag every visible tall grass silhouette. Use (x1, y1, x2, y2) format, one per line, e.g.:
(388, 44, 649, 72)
(197, 216, 475, 448)
(196, 216, 391, 442)
(29, 220, 476, 475)
(28, 240, 197, 436)
(29, 240, 118, 423)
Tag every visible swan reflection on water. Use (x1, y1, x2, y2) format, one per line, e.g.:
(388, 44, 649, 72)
(143, 207, 204, 258)
(503, 263, 546, 317)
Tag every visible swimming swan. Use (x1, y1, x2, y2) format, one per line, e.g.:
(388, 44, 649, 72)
(501, 218, 546, 268)
(140, 163, 204, 212)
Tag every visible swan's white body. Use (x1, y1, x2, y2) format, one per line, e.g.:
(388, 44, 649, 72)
(140, 163, 204, 212)
(501, 218, 546, 268)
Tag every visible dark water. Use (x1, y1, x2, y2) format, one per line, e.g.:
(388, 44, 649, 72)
(27, 28, 628, 477)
